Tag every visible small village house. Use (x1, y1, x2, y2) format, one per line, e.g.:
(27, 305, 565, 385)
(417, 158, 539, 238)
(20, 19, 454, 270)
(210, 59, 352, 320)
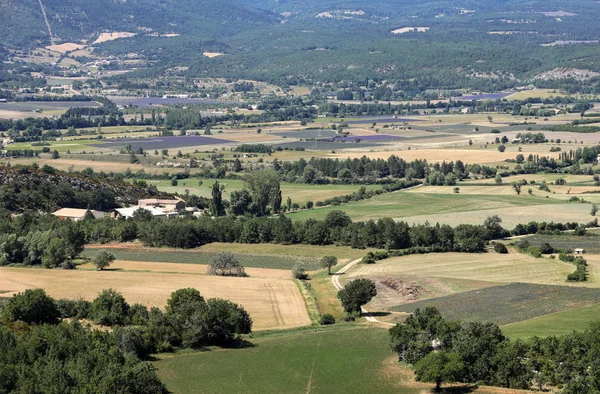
(53, 208, 105, 221)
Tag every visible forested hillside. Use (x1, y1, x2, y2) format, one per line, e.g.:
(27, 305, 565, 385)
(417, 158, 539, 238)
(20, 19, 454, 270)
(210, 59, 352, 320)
(2, 0, 600, 88)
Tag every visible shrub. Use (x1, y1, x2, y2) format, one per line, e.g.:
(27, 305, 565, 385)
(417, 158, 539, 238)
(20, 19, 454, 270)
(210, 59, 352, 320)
(540, 243, 554, 254)
(208, 252, 247, 277)
(56, 298, 92, 319)
(93, 250, 115, 270)
(528, 246, 542, 258)
(292, 262, 308, 280)
(493, 243, 508, 254)
(90, 289, 130, 326)
(319, 313, 336, 325)
(5, 289, 60, 324)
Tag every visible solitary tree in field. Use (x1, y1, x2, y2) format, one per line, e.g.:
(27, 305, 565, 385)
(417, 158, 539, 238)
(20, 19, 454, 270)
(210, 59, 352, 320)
(93, 250, 115, 271)
(592, 204, 598, 216)
(337, 278, 377, 313)
(415, 351, 464, 391)
(511, 181, 522, 195)
(321, 256, 338, 275)
(208, 252, 246, 277)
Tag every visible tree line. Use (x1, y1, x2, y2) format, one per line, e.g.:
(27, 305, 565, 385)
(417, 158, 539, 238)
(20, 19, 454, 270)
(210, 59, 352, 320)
(390, 306, 600, 393)
(0, 287, 252, 393)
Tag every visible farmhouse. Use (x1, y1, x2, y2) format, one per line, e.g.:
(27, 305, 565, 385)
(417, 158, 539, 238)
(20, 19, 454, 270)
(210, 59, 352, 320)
(53, 208, 105, 221)
(139, 198, 186, 212)
(111, 206, 171, 219)
(574, 248, 585, 254)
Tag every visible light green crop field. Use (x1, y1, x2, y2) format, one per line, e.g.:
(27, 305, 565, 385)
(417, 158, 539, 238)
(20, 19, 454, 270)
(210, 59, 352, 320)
(6, 139, 102, 153)
(154, 326, 420, 394)
(502, 303, 600, 339)
(132, 178, 378, 205)
(287, 191, 561, 223)
(349, 251, 577, 286)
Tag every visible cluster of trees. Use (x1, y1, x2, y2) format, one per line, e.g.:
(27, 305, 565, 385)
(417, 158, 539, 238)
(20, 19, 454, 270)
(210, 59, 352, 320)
(3, 287, 252, 353)
(0, 219, 84, 268)
(390, 307, 600, 393)
(0, 287, 252, 392)
(273, 155, 468, 183)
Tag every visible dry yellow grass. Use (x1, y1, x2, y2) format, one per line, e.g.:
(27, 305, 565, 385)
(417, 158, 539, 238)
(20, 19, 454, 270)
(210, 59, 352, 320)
(45, 43, 85, 53)
(93, 32, 136, 44)
(348, 251, 580, 286)
(0, 267, 310, 330)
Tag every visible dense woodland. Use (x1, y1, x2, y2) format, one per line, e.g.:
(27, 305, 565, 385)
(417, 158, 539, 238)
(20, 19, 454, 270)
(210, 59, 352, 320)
(390, 307, 600, 393)
(0, 287, 251, 393)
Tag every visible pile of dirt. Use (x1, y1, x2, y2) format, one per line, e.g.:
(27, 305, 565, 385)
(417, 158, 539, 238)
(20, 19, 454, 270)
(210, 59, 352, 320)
(374, 277, 422, 301)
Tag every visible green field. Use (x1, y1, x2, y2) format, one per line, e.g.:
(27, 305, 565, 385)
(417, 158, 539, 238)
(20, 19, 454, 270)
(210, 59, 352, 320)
(502, 303, 600, 339)
(129, 178, 378, 205)
(391, 283, 600, 326)
(7, 139, 102, 153)
(287, 191, 562, 222)
(154, 326, 420, 394)
(82, 247, 324, 271)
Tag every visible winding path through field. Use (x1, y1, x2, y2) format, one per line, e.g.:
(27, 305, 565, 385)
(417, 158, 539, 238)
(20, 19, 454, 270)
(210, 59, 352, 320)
(331, 258, 395, 326)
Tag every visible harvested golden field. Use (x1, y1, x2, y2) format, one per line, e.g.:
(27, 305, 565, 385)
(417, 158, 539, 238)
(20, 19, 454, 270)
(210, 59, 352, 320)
(45, 43, 85, 53)
(0, 267, 310, 330)
(348, 252, 579, 286)
(93, 32, 136, 44)
(78, 260, 292, 279)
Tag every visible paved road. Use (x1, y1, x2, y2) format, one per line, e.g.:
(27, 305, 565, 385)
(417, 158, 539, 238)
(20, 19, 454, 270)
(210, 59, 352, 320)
(331, 258, 395, 326)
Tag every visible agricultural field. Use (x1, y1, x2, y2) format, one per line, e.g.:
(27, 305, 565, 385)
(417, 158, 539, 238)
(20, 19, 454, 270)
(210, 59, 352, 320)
(348, 251, 578, 287)
(502, 303, 600, 339)
(154, 327, 419, 394)
(154, 325, 532, 394)
(287, 190, 562, 224)
(82, 244, 325, 271)
(0, 266, 309, 330)
(391, 283, 600, 326)
(6, 139, 103, 153)
(523, 232, 600, 254)
(92, 135, 234, 151)
(134, 178, 379, 205)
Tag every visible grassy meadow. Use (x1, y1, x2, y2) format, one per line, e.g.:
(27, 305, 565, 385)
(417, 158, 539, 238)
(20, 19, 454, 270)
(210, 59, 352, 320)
(287, 190, 563, 223)
(502, 303, 600, 339)
(154, 326, 420, 394)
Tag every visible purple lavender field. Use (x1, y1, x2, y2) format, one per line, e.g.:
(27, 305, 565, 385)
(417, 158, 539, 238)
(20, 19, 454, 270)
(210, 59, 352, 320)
(94, 135, 232, 150)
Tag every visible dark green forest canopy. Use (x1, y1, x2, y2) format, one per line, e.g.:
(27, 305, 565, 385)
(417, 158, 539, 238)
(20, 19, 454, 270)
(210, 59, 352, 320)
(2, 0, 600, 88)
